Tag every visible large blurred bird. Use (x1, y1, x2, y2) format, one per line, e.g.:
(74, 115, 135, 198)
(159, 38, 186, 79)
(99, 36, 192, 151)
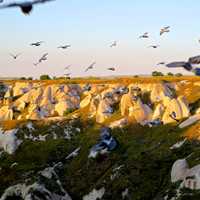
(0, 0, 55, 15)
(166, 55, 200, 75)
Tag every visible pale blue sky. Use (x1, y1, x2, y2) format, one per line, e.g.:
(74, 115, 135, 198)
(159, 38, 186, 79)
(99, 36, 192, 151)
(0, 0, 200, 78)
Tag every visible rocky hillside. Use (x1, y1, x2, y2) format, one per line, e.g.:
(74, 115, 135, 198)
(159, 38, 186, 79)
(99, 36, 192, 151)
(1, 78, 200, 199)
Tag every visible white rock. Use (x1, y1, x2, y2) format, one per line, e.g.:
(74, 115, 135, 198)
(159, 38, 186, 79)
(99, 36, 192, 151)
(83, 188, 105, 200)
(0, 129, 21, 154)
(171, 159, 188, 183)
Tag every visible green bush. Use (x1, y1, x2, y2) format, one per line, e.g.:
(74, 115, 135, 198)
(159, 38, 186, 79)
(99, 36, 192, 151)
(175, 73, 183, 77)
(167, 72, 174, 76)
(152, 71, 164, 76)
(40, 74, 51, 80)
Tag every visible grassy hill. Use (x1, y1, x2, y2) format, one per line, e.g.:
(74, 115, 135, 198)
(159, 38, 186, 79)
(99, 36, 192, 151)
(1, 118, 200, 199)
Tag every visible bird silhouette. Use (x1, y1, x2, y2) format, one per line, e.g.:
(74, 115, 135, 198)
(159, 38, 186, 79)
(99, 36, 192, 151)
(85, 62, 96, 72)
(166, 55, 200, 75)
(107, 67, 116, 71)
(157, 62, 165, 65)
(30, 41, 44, 47)
(64, 65, 71, 70)
(148, 45, 159, 49)
(0, 0, 55, 15)
(160, 26, 170, 36)
(10, 53, 21, 59)
(58, 45, 71, 49)
(34, 53, 48, 66)
(110, 41, 117, 48)
(139, 32, 149, 39)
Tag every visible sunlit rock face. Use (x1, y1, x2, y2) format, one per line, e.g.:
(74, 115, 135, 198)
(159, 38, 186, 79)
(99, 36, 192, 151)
(0, 80, 198, 125)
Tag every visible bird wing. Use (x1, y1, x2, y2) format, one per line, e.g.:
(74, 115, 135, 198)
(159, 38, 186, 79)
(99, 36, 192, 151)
(32, 0, 55, 5)
(85, 67, 89, 72)
(9, 53, 15, 58)
(188, 55, 200, 64)
(166, 62, 187, 68)
(0, 2, 19, 8)
(42, 53, 48, 57)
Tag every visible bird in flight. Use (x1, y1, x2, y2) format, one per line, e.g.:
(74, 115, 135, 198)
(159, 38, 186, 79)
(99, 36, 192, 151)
(157, 62, 165, 65)
(148, 45, 160, 49)
(139, 32, 149, 39)
(58, 45, 71, 49)
(0, 0, 55, 15)
(34, 53, 48, 66)
(10, 53, 21, 60)
(30, 41, 44, 47)
(64, 65, 71, 70)
(107, 67, 116, 71)
(166, 55, 200, 76)
(110, 41, 117, 48)
(160, 26, 170, 36)
(85, 62, 96, 72)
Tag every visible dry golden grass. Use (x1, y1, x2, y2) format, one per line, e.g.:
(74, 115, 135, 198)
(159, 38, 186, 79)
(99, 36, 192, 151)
(1, 76, 200, 85)
(184, 122, 200, 139)
(0, 119, 27, 130)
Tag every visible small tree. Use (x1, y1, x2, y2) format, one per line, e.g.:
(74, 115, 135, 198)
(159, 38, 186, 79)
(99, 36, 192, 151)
(175, 73, 183, 77)
(152, 71, 164, 76)
(167, 72, 174, 76)
(28, 77, 33, 80)
(40, 74, 51, 80)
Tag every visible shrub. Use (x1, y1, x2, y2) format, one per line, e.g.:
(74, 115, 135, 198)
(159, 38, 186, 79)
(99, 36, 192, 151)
(167, 72, 174, 76)
(175, 73, 183, 77)
(40, 75, 51, 80)
(152, 71, 164, 76)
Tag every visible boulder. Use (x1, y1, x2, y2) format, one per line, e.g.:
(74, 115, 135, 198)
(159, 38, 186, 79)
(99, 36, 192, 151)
(55, 101, 74, 116)
(80, 94, 92, 108)
(171, 159, 188, 183)
(0, 129, 21, 154)
(129, 99, 152, 124)
(120, 93, 133, 116)
(171, 159, 200, 190)
(162, 97, 190, 124)
(96, 98, 114, 123)
(0, 106, 13, 120)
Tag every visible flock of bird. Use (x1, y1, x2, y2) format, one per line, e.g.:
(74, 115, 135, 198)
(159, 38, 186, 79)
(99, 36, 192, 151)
(2, 0, 200, 76)
(8, 39, 122, 76)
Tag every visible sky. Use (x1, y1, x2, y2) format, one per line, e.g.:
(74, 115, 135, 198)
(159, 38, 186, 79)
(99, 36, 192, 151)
(0, 0, 200, 78)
